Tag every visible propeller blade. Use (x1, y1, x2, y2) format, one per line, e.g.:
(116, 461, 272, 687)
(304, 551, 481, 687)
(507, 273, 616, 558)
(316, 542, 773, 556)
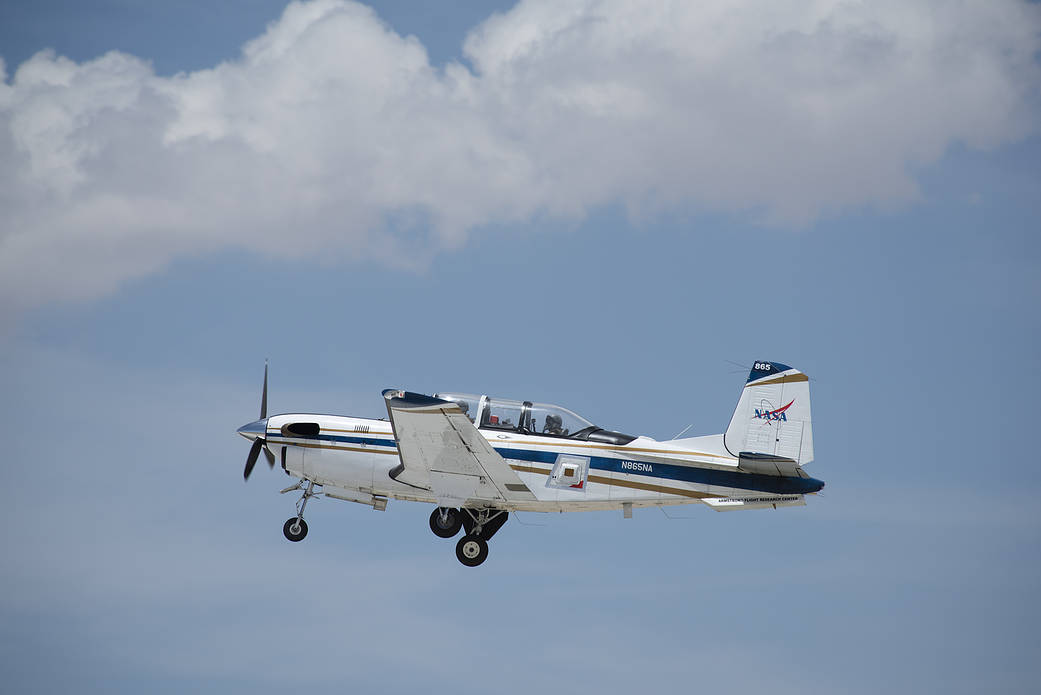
(244, 438, 264, 480)
(260, 360, 268, 420)
(263, 445, 276, 469)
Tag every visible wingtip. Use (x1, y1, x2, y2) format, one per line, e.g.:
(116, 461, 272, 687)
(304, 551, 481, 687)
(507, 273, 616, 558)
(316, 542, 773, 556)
(383, 389, 455, 409)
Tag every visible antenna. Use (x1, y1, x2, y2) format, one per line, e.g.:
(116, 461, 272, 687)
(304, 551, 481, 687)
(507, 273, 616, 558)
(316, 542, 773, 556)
(725, 358, 750, 374)
(659, 506, 698, 520)
(671, 423, 694, 440)
(510, 511, 547, 527)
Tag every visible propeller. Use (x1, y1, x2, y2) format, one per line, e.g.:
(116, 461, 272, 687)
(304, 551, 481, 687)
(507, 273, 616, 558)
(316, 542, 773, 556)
(243, 437, 276, 480)
(260, 359, 268, 420)
(240, 361, 275, 481)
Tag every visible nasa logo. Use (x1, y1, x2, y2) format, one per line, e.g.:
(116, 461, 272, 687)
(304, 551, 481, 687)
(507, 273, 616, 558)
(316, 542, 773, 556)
(753, 399, 795, 423)
(621, 460, 653, 473)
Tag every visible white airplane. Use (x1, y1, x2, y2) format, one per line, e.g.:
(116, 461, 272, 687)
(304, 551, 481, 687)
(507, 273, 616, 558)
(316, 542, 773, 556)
(236, 360, 823, 566)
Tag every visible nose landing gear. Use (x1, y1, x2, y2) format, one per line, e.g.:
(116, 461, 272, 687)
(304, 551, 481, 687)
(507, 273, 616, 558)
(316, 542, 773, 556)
(281, 479, 319, 542)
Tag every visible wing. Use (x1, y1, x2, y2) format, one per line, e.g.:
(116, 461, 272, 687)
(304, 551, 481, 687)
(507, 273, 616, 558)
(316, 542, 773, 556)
(382, 390, 537, 507)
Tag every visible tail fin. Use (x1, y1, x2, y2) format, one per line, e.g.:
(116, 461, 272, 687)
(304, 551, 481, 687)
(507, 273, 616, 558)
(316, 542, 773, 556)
(724, 361, 814, 466)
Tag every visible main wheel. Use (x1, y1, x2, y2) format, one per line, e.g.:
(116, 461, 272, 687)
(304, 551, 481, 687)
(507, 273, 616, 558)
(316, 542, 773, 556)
(455, 534, 489, 567)
(429, 507, 463, 538)
(283, 517, 308, 542)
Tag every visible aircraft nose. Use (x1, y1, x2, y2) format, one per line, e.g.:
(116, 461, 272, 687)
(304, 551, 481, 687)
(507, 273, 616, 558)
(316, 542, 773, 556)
(236, 419, 268, 441)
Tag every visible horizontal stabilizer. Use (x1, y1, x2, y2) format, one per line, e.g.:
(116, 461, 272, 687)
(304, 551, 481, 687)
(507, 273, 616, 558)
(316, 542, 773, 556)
(737, 452, 807, 478)
(704, 495, 805, 511)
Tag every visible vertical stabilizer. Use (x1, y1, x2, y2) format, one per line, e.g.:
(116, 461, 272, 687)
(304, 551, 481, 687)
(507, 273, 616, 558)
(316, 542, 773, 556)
(724, 361, 814, 465)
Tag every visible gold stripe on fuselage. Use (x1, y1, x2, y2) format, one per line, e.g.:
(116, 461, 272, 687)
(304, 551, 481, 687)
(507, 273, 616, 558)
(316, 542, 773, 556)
(271, 430, 730, 468)
(278, 424, 730, 462)
(498, 437, 733, 461)
(267, 437, 399, 455)
(268, 437, 724, 498)
(321, 427, 395, 436)
(508, 464, 720, 500)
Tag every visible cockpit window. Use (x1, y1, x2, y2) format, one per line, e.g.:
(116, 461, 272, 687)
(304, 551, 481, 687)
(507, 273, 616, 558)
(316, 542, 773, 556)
(527, 403, 594, 437)
(438, 391, 637, 444)
(481, 398, 523, 430)
(434, 393, 480, 424)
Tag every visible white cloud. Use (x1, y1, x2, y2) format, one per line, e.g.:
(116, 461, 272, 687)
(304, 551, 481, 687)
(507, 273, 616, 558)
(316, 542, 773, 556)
(0, 0, 1038, 313)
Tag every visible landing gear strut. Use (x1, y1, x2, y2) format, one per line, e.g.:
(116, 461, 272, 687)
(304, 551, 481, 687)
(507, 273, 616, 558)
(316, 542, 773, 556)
(281, 479, 318, 542)
(453, 508, 508, 567)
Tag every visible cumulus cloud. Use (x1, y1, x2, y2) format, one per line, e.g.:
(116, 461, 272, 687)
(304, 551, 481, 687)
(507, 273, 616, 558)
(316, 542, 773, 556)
(0, 0, 1038, 312)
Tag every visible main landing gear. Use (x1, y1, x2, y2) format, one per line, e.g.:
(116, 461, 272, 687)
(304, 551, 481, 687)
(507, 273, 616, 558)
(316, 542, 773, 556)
(429, 506, 508, 567)
(275, 487, 508, 567)
(281, 479, 318, 542)
(429, 507, 463, 538)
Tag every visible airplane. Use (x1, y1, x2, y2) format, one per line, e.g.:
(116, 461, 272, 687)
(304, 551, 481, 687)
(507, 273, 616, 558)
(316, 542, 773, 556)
(236, 360, 823, 567)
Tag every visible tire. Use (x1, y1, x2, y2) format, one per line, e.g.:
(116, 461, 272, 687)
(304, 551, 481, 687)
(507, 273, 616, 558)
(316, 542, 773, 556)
(455, 534, 488, 567)
(429, 507, 462, 538)
(283, 517, 308, 542)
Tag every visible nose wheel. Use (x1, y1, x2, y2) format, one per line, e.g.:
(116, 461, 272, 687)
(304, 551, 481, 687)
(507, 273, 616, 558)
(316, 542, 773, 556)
(283, 517, 308, 542)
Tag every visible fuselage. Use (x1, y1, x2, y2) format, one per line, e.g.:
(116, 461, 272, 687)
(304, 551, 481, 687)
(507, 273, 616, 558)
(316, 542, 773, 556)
(241, 411, 824, 513)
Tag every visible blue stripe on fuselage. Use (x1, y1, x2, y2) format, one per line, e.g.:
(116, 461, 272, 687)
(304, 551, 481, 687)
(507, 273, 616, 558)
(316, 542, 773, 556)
(273, 432, 823, 495)
(272, 432, 398, 448)
(496, 447, 824, 495)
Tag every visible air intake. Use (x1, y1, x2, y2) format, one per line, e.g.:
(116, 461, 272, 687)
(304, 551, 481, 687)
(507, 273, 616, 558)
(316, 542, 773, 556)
(281, 422, 320, 437)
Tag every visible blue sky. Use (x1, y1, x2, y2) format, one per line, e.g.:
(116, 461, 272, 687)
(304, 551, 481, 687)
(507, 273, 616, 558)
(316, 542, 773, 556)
(1, 1, 1040, 692)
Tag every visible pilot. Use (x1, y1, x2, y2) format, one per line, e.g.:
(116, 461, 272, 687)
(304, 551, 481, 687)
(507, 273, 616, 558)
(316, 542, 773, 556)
(544, 414, 565, 435)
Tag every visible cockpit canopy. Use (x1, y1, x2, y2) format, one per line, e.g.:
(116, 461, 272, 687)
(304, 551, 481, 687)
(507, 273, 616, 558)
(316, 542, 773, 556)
(434, 393, 637, 445)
